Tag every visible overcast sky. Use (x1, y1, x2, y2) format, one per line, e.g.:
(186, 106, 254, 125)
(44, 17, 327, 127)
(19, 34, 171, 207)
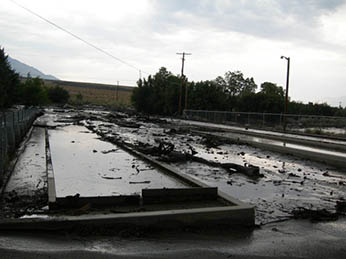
(1, 0, 346, 104)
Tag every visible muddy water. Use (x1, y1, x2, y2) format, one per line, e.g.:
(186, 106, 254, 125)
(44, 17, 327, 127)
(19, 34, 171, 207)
(48, 125, 187, 198)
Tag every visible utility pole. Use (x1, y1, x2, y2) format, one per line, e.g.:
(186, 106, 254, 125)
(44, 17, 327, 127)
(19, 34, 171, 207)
(177, 52, 191, 115)
(281, 56, 290, 131)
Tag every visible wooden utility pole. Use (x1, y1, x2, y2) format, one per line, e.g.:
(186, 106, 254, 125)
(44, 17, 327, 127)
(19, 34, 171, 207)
(177, 52, 191, 115)
(281, 56, 290, 131)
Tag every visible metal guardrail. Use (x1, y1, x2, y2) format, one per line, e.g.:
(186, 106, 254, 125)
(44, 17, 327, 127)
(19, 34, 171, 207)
(184, 109, 346, 135)
(0, 108, 40, 186)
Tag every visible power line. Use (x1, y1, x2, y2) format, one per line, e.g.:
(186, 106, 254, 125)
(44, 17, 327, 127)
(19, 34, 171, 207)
(8, 0, 149, 76)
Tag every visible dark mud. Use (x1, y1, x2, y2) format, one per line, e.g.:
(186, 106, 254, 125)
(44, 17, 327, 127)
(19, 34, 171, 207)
(73, 109, 346, 225)
(1, 108, 346, 225)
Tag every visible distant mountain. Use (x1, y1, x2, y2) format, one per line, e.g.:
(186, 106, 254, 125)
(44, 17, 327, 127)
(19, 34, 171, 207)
(8, 56, 59, 80)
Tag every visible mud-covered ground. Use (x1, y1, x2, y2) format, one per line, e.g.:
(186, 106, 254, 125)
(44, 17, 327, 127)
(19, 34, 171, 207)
(1, 107, 346, 259)
(78, 110, 346, 225)
(1, 108, 346, 226)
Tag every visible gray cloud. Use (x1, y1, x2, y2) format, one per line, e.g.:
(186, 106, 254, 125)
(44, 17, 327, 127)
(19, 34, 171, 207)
(2, 0, 346, 103)
(152, 0, 346, 44)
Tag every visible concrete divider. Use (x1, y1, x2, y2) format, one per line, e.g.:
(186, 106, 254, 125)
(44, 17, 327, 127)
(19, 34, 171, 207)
(0, 204, 254, 231)
(142, 187, 218, 204)
(54, 195, 141, 209)
(45, 128, 56, 207)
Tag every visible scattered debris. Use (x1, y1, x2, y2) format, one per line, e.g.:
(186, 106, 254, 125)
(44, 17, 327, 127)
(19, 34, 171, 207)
(323, 172, 330, 177)
(101, 176, 122, 180)
(101, 149, 118, 154)
(129, 181, 151, 184)
(116, 121, 141, 128)
(291, 208, 338, 222)
(201, 135, 224, 148)
(336, 200, 346, 214)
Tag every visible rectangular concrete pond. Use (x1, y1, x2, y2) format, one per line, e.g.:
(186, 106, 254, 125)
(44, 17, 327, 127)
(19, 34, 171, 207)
(48, 125, 189, 198)
(33, 123, 255, 229)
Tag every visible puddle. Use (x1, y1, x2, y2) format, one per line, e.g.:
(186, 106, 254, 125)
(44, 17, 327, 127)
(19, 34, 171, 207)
(48, 125, 188, 197)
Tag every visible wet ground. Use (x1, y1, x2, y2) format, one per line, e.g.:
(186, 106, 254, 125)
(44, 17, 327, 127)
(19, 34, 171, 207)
(175, 119, 346, 145)
(2, 108, 346, 223)
(0, 218, 345, 258)
(0, 127, 47, 218)
(0, 107, 345, 258)
(204, 130, 346, 158)
(72, 110, 346, 225)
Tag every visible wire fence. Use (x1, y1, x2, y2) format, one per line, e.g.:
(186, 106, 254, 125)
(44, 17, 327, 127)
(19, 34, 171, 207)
(184, 109, 346, 135)
(0, 108, 40, 186)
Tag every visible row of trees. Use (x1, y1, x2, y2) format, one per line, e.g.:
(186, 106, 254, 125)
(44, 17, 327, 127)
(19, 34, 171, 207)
(132, 67, 346, 117)
(0, 47, 69, 109)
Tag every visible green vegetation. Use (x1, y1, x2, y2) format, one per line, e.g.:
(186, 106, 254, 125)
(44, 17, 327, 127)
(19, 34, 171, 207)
(47, 85, 70, 104)
(132, 67, 180, 114)
(18, 76, 49, 106)
(132, 67, 346, 117)
(1, 46, 69, 108)
(17, 76, 69, 106)
(0, 47, 20, 109)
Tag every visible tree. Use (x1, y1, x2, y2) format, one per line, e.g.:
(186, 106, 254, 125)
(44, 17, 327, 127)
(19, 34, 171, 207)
(256, 82, 285, 113)
(214, 71, 257, 111)
(188, 80, 227, 111)
(221, 71, 257, 97)
(132, 67, 180, 115)
(47, 86, 69, 103)
(18, 76, 49, 106)
(0, 47, 20, 109)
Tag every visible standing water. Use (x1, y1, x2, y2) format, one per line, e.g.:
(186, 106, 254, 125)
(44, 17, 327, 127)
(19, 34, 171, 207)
(48, 125, 187, 197)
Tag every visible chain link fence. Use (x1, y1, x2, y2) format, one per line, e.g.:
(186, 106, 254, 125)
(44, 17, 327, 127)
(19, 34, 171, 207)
(0, 108, 40, 186)
(184, 109, 346, 135)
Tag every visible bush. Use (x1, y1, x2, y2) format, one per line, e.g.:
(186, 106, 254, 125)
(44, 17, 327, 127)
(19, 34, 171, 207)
(18, 77, 49, 106)
(47, 86, 69, 103)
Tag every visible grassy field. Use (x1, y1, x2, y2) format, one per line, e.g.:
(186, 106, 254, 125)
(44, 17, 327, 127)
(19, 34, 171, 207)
(43, 79, 134, 106)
